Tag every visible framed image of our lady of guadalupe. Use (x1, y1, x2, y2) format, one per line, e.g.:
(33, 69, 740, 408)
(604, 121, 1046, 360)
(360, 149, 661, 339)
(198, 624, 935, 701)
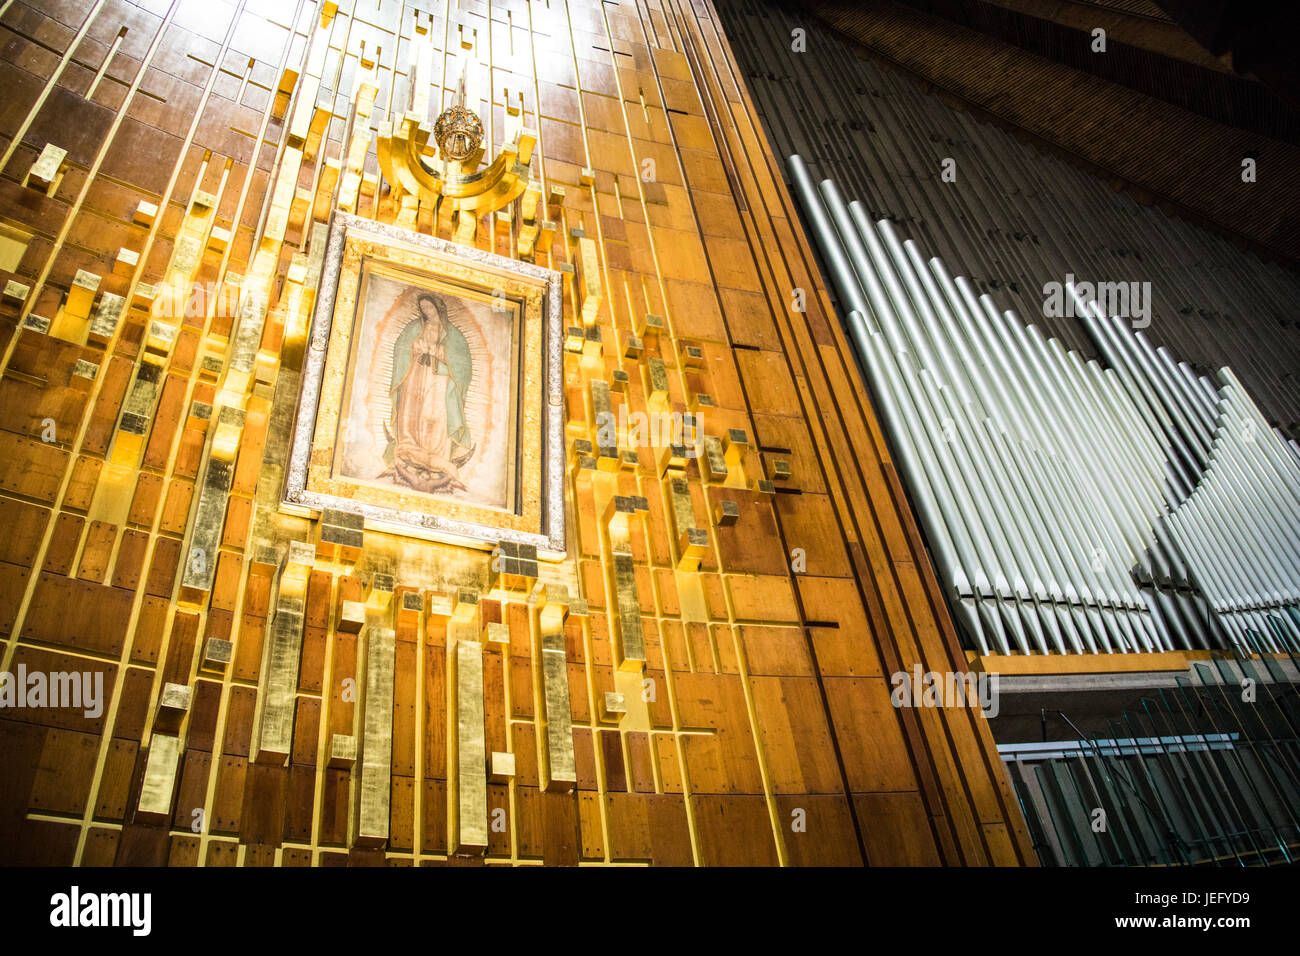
(283, 213, 566, 556)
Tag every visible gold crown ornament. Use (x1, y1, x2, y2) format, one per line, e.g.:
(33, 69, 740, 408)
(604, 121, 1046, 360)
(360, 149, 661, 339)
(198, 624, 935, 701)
(434, 104, 484, 162)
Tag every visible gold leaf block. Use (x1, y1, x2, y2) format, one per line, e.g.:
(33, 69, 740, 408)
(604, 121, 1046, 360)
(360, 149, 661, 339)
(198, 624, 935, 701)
(135, 733, 181, 825)
(329, 734, 356, 769)
(489, 751, 515, 783)
(356, 626, 396, 848)
(254, 587, 306, 765)
(27, 143, 66, 190)
(337, 600, 366, 634)
(453, 639, 488, 854)
(612, 553, 647, 672)
(540, 635, 577, 792)
(601, 691, 627, 722)
(154, 682, 192, 734)
(200, 637, 233, 675)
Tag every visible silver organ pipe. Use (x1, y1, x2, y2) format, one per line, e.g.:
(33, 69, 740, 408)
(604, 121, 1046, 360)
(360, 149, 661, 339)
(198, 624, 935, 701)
(789, 156, 1300, 656)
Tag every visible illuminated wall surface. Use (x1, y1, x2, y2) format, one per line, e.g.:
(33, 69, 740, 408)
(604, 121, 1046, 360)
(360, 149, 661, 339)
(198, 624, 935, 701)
(0, 0, 1036, 865)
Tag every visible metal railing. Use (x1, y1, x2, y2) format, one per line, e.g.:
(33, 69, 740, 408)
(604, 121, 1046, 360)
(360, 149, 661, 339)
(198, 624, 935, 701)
(1001, 652, 1300, 865)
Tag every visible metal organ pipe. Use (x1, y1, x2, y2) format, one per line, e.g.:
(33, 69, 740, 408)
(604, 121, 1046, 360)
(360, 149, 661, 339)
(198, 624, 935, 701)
(787, 155, 1300, 656)
(786, 155, 995, 651)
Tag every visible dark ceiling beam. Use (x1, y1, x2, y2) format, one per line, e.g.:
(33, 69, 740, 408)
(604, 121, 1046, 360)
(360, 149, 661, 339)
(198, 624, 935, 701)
(801, 0, 1300, 267)
(1152, 0, 1300, 107)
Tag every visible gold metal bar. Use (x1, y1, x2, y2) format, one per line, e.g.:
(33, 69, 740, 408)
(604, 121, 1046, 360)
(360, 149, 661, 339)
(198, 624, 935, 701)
(601, 691, 627, 721)
(337, 600, 366, 633)
(489, 751, 515, 783)
(154, 682, 191, 734)
(582, 325, 602, 362)
(575, 235, 602, 326)
(590, 379, 620, 470)
(647, 357, 669, 414)
(178, 406, 245, 604)
(540, 626, 577, 792)
(356, 625, 396, 848)
(88, 291, 124, 345)
(640, 313, 665, 342)
(453, 638, 488, 854)
(200, 637, 232, 674)
(317, 507, 365, 563)
(26, 143, 67, 191)
(49, 269, 100, 343)
(612, 552, 646, 670)
(602, 495, 649, 671)
(134, 732, 182, 825)
(329, 733, 356, 769)
(253, 543, 312, 763)
(223, 289, 269, 396)
(254, 590, 305, 765)
(669, 477, 708, 571)
(723, 427, 749, 468)
(702, 435, 728, 482)
(714, 499, 740, 526)
(109, 358, 164, 466)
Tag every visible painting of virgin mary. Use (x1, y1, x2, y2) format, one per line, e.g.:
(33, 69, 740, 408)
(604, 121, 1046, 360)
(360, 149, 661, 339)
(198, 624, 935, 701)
(381, 293, 475, 493)
(337, 265, 517, 512)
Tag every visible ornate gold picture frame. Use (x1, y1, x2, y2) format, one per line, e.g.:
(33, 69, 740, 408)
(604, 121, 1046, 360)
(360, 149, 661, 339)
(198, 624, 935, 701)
(283, 213, 565, 556)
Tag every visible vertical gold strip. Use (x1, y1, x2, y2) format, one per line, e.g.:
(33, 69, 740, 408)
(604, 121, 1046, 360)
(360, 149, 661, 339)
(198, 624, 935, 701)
(178, 406, 246, 602)
(253, 541, 313, 763)
(356, 625, 396, 847)
(540, 625, 577, 792)
(453, 638, 488, 853)
(134, 732, 182, 824)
